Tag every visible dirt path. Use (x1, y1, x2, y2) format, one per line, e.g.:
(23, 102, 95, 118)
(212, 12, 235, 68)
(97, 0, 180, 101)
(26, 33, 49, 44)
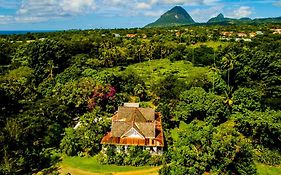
(59, 165, 160, 175)
(113, 166, 160, 175)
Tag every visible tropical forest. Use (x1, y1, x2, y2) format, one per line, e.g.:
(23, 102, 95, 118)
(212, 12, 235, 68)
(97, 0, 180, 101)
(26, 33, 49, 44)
(1, 6, 281, 175)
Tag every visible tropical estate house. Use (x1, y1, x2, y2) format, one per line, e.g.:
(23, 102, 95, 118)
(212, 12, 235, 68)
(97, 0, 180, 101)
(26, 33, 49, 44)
(101, 103, 164, 154)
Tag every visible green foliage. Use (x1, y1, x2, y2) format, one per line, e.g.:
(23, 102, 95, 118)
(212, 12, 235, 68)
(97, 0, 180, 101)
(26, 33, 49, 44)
(161, 121, 257, 175)
(99, 145, 162, 167)
(53, 77, 98, 108)
(0, 66, 36, 125)
(60, 109, 110, 156)
(231, 110, 281, 150)
(0, 66, 36, 101)
(12, 39, 70, 82)
(117, 59, 212, 91)
(193, 45, 215, 66)
(60, 128, 80, 156)
(0, 41, 13, 66)
(0, 115, 61, 175)
(257, 163, 281, 175)
(219, 42, 281, 110)
(173, 87, 227, 125)
(254, 146, 281, 166)
(1, 25, 281, 174)
(153, 74, 186, 100)
(232, 87, 263, 112)
(147, 155, 163, 166)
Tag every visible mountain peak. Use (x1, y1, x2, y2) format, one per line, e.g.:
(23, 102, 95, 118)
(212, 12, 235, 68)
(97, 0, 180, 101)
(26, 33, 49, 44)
(170, 6, 186, 12)
(217, 13, 224, 19)
(145, 6, 195, 28)
(208, 13, 230, 23)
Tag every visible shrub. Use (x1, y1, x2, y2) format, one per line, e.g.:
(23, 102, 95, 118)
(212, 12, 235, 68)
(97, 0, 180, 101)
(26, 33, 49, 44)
(99, 145, 163, 167)
(173, 87, 227, 125)
(231, 110, 281, 150)
(254, 146, 281, 166)
(160, 121, 257, 175)
(232, 88, 263, 112)
(60, 128, 81, 156)
(148, 155, 163, 166)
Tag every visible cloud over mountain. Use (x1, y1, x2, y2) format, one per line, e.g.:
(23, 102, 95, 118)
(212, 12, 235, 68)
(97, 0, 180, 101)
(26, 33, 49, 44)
(230, 6, 252, 18)
(0, 0, 280, 25)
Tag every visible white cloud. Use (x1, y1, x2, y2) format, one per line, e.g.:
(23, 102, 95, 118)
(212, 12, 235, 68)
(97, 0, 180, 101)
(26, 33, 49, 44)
(162, 0, 219, 6)
(102, 0, 128, 6)
(135, 0, 159, 10)
(15, 16, 47, 23)
(230, 6, 252, 18)
(0, 15, 14, 24)
(144, 10, 165, 17)
(59, 0, 96, 13)
(274, 0, 281, 6)
(18, 0, 63, 16)
(7, 0, 97, 23)
(0, 0, 226, 24)
(136, 2, 152, 9)
(190, 5, 224, 22)
(18, 0, 97, 16)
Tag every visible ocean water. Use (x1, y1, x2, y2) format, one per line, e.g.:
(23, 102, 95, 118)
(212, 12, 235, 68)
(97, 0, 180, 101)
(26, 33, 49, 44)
(0, 30, 58, 35)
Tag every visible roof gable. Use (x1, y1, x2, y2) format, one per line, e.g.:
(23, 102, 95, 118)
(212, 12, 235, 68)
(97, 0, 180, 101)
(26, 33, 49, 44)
(111, 106, 156, 138)
(121, 126, 145, 139)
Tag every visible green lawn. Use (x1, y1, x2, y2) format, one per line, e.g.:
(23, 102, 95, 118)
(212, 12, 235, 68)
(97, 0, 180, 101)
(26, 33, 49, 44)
(61, 156, 281, 175)
(257, 163, 281, 175)
(61, 156, 153, 174)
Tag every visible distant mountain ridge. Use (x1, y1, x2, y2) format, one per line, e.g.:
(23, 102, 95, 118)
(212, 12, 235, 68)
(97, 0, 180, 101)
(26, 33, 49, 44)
(207, 13, 233, 23)
(207, 13, 281, 24)
(145, 6, 281, 27)
(145, 6, 195, 28)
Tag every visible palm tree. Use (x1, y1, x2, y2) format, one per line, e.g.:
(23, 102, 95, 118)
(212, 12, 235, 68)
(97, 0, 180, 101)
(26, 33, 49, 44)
(222, 53, 235, 88)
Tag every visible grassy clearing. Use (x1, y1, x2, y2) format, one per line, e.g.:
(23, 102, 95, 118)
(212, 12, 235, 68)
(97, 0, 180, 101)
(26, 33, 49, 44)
(60, 156, 158, 174)
(257, 163, 281, 175)
(189, 41, 228, 50)
(124, 59, 210, 87)
(96, 59, 212, 89)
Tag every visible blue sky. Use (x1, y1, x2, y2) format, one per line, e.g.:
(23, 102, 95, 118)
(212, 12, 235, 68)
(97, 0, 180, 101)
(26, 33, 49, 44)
(0, 0, 281, 30)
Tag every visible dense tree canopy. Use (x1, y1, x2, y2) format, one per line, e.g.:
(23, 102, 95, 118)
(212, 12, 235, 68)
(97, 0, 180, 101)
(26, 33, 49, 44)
(161, 121, 256, 175)
(0, 24, 280, 174)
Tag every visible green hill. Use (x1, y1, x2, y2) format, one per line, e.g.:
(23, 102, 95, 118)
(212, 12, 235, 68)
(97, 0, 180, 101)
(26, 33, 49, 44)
(145, 6, 195, 28)
(207, 13, 234, 23)
(207, 13, 281, 24)
(253, 17, 281, 23)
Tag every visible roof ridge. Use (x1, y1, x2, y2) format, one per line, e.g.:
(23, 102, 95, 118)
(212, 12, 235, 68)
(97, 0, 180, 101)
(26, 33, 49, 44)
(132, 123, 145, 137)
(134, 108, 147, 122)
